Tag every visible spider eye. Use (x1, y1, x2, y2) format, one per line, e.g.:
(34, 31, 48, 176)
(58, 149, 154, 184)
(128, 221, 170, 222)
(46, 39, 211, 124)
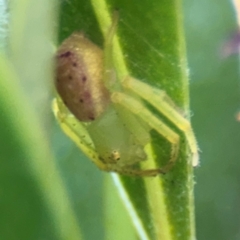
(111, 150, 121, 161)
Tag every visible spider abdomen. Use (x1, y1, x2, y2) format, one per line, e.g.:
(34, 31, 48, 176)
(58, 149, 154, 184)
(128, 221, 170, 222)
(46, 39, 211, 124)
(56, 33, 110, 122)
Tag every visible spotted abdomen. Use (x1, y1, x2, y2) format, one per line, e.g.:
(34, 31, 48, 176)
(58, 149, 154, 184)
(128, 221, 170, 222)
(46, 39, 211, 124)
(55, 33, 110, 122)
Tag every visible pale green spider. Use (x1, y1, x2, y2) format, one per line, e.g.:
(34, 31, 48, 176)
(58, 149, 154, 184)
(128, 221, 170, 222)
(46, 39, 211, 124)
(53, 13, 198, 177)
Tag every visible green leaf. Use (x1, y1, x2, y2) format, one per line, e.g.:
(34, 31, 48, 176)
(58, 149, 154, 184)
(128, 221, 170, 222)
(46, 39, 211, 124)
(57, 0, 196, 240)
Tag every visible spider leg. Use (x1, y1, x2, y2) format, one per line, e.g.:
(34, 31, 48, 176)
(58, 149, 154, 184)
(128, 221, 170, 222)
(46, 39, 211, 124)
(122, 76, 199, 166)
(111, 92, 180, 173)
(52, 98, 109, 171)
(53, 98, 169, 176)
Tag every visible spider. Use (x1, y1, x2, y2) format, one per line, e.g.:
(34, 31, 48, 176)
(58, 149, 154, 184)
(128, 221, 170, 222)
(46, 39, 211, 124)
(52, 13, 198, 177)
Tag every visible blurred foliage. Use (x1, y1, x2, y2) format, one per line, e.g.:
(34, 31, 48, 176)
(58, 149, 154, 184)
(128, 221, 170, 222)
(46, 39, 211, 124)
(184, 0, 240, 239)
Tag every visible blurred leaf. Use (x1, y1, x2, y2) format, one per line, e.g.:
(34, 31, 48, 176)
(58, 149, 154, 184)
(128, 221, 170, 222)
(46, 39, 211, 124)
(0, 1, 83, 239)
(184, 0, 240, 239)
(0, 0, 8, 51)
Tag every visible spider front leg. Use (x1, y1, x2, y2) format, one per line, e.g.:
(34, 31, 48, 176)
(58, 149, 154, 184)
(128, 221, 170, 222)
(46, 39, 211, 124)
(111, 93, 180, 173)
(52, 98, 110, 172)
(121, 76, 199, 166)
(53, 98, 168, 176)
